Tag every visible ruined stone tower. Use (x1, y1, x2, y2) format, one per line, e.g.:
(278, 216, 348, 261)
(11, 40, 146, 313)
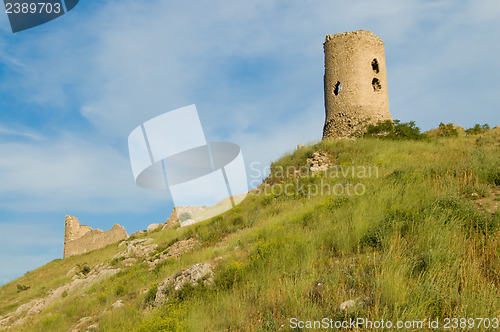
(322, 30, 392, 139)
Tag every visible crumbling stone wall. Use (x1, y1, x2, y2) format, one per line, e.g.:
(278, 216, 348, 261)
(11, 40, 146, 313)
(63, 216, 129, 258)
(323, 30, 392, 139)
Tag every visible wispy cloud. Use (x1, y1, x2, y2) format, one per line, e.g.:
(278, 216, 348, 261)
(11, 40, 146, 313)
(0, 133, 166, 213)
(0, 125, 44, 140)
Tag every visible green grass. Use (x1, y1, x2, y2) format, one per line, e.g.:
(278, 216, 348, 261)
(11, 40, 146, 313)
(1, 127, 499, 331)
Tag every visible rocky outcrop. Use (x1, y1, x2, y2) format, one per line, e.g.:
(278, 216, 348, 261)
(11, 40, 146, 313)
(64, 216, 129, 258)
(307, 151, 333, 175)
(147, 238, 200, 270)
(115, 238, 158, 259)
(154, 263, 214, 306)
(146, 223, 163, 232)
(0, 264, 120, 330)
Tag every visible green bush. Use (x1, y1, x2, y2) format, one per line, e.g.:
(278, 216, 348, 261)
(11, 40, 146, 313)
(437, 122, 458, 137)
(365, 120, 424, 140)
(144, 284, 158, 306)
(174, 283, 196, 301)
(115, 284, 126, 296)
(465, 123, 490, 135)
(77, 264, 91, 275)
(16, 284, 30, 292)
(215, 261, 245, 290)
(136, 303, 186, 332)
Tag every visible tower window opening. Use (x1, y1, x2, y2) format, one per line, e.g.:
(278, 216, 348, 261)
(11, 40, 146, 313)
(371, 59, 379, 74)
(372, 78, 381, 91)
(333, 81, 341, 95)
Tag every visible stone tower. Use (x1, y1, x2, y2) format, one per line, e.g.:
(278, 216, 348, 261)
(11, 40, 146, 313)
(322, 30, 392, 139)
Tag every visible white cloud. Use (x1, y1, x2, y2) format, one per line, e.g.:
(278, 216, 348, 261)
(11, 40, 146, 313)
(0, 132, 167, 213)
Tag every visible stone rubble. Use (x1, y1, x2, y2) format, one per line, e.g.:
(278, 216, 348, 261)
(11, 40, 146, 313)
(154, 263, 214, 306)
(307, 151, 333, 175)
(115, 238, 158, 259)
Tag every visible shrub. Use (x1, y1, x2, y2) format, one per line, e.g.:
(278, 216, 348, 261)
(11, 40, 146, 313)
(365, 120, 424, 140)
(77, 264, 91, 275)
(111, 256, 126, 267)
(136, 303, 186, 332)
(115, 284, 126, 296)
(97, 291, 108, 304)
(465, 123, 490, 135)
(231, 214, 244, 226)
(215, 261, 245, 290)
(437, 122, 458, 137)
(144, 284, 158, 305)
(16, 284, 30, 291)
(174, 282, 195, 301)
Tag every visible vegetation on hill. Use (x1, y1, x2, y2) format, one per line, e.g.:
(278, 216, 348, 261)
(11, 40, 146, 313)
(1, 125, 499, 331)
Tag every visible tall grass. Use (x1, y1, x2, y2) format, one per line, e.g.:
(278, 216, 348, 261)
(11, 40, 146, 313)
(1, 127, 499, 331)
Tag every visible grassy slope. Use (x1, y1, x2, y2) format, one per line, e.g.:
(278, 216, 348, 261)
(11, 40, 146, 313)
(1, 128, 499, 331)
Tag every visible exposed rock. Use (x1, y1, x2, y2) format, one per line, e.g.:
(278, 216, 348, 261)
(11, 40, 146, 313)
(2, 265, 120, 329)
(66, 266, 78, 277)
(165, 238, 199, 259)
(154, 263, 214, 306)
(307, 151, 333, 175)
(148, 238, 200, 270)
(13, 299, 38, 315)
(0, 315, 14, 329)
(339, 297, 371, 311)
(27, 267, 120, 316)
(115, 238, 158, 260)
(147, 223, 163, 232)
(70, 316, 95, 332)
(131, 230, 146, 237)
(122, 258, 137, 267)
(339, 299, 357, 311)
(111, 300, 124, 309)
(87, 324, 99, 331)
(77, 317, 92, 324)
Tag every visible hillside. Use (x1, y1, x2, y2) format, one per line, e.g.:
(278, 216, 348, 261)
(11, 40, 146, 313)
(1, 127, 499, 331)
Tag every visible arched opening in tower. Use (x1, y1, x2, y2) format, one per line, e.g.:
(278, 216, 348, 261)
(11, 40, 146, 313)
(333, 81, 341, 95)
(371, 59, 380, 74)
(372, 78, 381, 91)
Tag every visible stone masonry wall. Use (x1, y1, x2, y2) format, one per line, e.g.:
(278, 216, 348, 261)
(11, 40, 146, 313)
(323, 30, 392, 139)
(63, 216, 129, 258)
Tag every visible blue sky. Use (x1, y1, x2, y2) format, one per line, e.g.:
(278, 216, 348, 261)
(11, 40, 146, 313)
(0, 0, 499, 285)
